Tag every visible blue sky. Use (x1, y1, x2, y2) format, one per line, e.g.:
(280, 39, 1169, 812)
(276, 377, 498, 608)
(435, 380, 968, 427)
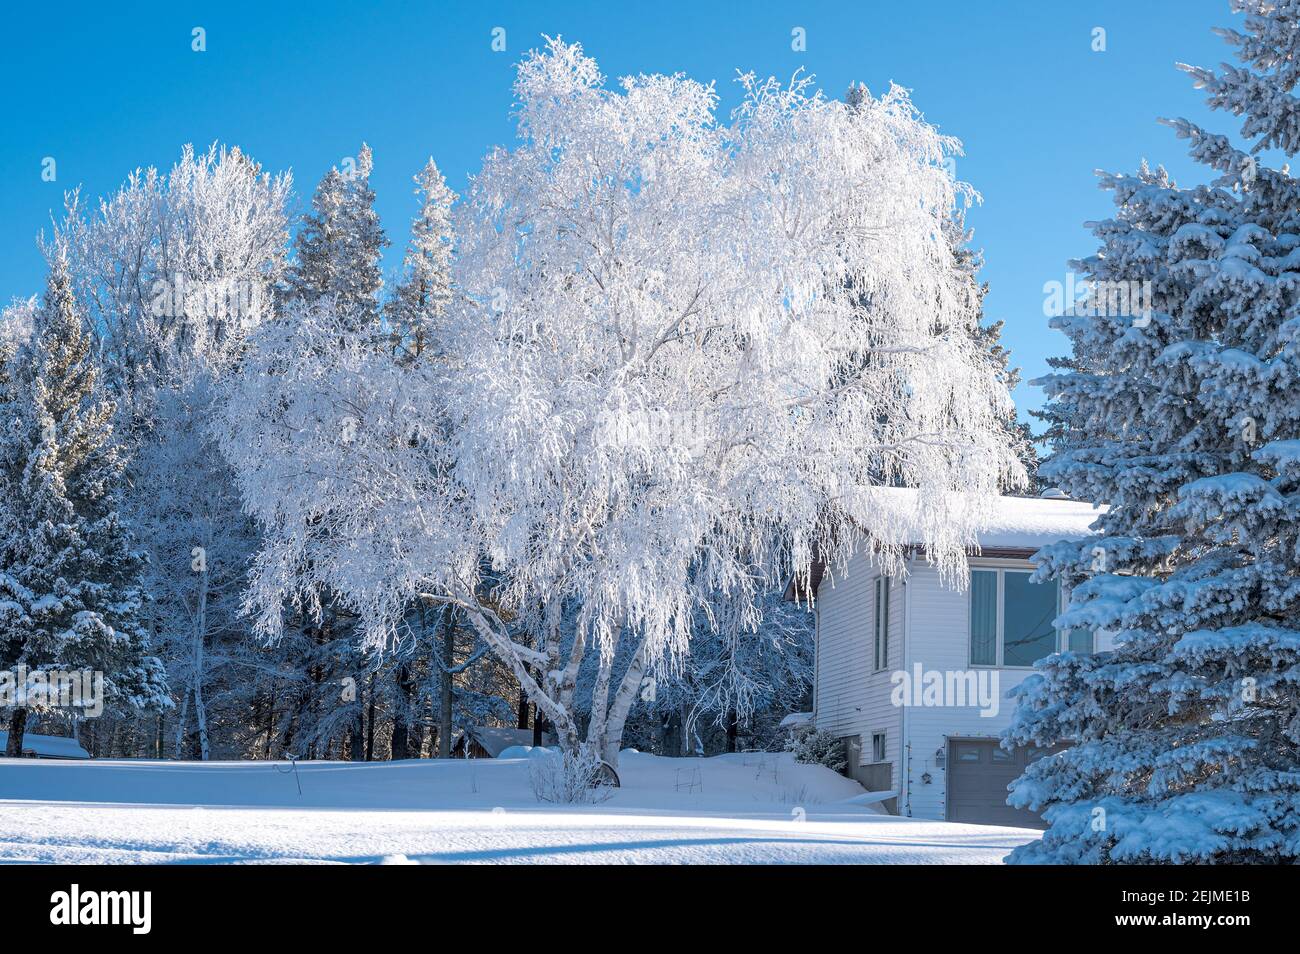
(0, 0, 1238, 425)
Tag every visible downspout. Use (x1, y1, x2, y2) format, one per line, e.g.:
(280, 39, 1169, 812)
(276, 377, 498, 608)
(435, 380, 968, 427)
(812, 596, 820, 727)
(901, 554, 913, 817)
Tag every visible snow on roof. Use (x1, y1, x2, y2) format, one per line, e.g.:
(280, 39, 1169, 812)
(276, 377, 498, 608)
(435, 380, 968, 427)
(785, 490, 1105, 602)
(458, 726, 555, 758)
(779, 712, 813, 729)
(856, 487, 1103, 551)
(0, 731, 90, 759)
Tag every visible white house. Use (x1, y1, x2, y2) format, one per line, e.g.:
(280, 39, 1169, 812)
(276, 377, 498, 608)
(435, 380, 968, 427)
(786, 489, 1102, 827)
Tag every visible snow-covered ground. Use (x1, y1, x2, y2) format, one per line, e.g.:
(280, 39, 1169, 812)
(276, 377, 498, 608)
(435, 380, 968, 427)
(0, 751, 1038, 864)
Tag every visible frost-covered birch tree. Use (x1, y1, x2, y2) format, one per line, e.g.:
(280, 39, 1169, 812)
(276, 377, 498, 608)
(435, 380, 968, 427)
(219, 39, 1024, 768)
(1008, 0, 1300, 864)
(56, 144, 290, 759)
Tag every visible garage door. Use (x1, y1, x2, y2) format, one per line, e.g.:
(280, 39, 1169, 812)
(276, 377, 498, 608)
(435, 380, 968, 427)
(946, 739, 1052, 828)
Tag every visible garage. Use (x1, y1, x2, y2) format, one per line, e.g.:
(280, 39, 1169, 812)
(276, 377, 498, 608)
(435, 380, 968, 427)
(946, 739, 1051, 828)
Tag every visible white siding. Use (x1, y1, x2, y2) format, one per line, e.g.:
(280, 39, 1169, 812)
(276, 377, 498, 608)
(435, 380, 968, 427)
(816, 547, 1061, 820)
(813, 549, 904, 796)
(900, 559, 1037, 820)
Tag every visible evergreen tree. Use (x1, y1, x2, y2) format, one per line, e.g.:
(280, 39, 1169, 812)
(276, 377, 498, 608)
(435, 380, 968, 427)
(386, 158, 455, 360)
(947, 215, 1041, 491)
(1008, 0, 1300, 863)
(0, 251, 168, 755)
(287, 143, 389, 328)
(281, 144, 390, 755)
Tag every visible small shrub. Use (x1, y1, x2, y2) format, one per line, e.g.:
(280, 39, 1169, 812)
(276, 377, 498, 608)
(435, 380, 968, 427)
(789, 729, 847, 775)
(528, 747, 617, 804)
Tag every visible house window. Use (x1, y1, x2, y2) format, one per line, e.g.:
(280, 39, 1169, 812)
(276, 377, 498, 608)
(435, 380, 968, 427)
(1066, 626, 1095, 654)
(970, 569, 1082, 668)
(873, 576, 890, 671)
(871, 731, 886, 763)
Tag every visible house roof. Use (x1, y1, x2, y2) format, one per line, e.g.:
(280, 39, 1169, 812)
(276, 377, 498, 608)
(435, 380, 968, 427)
(784, 489, 1104, 602)
(456, 725, 555, 758)
(0, 731, 90, 759)
(778, 712, 814, 729)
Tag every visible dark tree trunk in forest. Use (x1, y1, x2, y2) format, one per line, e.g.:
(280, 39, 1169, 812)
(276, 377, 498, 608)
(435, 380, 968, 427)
(517, 669, 531, 730)
(438, 603, 455, 758)
(262, 687, 277, 759)
(391, 663, 413, 760)
(365, 671, 377, 761)
(726, 709, 739, 753)
(5, 708, 28, 757)
(349, 720, 364, 761)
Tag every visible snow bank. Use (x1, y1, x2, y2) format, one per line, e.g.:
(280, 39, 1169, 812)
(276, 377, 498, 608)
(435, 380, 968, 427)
(0, 752, 1039, 865)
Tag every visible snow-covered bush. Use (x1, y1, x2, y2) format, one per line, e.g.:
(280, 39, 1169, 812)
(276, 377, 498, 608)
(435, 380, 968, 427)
(789, 729, 848, 775)
(528, 748, 617, 804)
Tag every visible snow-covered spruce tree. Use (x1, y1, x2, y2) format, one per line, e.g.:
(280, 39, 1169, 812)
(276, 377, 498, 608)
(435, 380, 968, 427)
(218, 39, 1024, 769)
(1007, 0, 1300, 864)
(386, 158, 456, 361)
(0, 250, 168, 755)
(949, 218, 1040, 491)
(280, 144, 392, 758)
(287, 143, 389, 329)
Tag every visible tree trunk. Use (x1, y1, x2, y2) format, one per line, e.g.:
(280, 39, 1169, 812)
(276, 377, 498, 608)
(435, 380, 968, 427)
(597, 641, 648, 767)
(517, 677, 531, 730)
(173, 687, 191, 759)
(193, 670, 211, 761)
(391, 664, 412, 760)
(726, 709, 739, 753)
(438, 603, 455, 758)
(262, 687, 277, 759)
(349, 720, 364, 761)
(5, 708, 28, 757)
(365, 671, 377, 761)
(659, 711, 678, 757)
(192, 542, 211, 761)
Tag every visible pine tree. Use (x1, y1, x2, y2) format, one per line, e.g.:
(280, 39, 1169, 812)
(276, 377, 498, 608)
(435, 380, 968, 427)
(0, 251, 168, 755)
(946, 215, 1041, 491)
(386, 158, 455, 360)
(1008, 0, 1300, 863)
(287, 143, 389, 328)
(280, 145, 391, 754)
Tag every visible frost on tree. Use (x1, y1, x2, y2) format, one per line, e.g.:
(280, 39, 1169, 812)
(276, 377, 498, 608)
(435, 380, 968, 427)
(1010, 0, 1300, 864)
(287, 143, 389, 330)
(386, 158, 456, 361)
(219, 38, 1023, 767)
(54, 145, 290, 760)
(0, 248, 168, 756)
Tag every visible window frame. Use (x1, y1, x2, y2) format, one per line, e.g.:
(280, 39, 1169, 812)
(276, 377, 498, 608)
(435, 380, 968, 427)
(873, 575, 890, 672)
(968, 566, 1068, 670)
(871, 731, 887, 764)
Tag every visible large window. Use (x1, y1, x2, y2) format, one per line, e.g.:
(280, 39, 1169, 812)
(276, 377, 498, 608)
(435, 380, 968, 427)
(970, 569, 1083, 668)
(873, 576, 890, 671)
